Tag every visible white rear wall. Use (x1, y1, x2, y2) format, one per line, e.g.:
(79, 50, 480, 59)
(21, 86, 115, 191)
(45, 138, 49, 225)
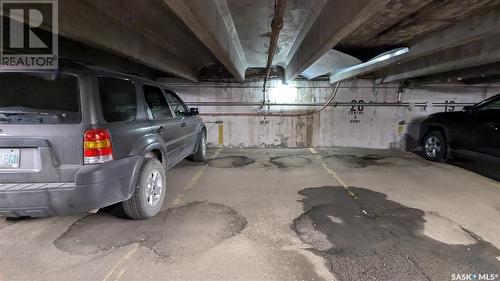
(167, 79, 498, 150)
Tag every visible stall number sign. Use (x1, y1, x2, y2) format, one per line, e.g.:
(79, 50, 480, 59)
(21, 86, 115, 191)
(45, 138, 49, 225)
(348, 100, 364, 124)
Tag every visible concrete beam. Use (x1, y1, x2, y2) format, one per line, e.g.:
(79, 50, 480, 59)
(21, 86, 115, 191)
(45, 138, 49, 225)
(376, 37, 500, 83)
(285, 0, 327, 65)
(285, 0, 391, 81)
(164, 0, 247, 82)
(330, 10, 500, 83)
(55, 1, 199, 81)
(404, 63, 500, 85)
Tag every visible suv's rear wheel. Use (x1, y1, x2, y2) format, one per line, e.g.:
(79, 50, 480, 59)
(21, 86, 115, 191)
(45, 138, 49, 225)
(423, 131, 447, 162)
(122, 158, 166, 219)
(189, 131, 206, 162)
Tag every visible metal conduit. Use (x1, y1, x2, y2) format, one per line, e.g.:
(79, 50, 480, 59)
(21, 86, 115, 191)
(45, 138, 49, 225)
(263, 0, 288, 91)
(188, 102, 475, 107)
(197, 102, 475, 117)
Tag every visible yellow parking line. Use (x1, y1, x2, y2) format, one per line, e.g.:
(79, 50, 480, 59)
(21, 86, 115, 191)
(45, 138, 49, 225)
(101, 244, 139, 281)
(114, 268, 127, 281)
(172, 194, 184, 207)
(184, 149, 222, 190)
(185, 166, 208, 190)
(310, 149, 354, 196)
(321, 162, 348, 188)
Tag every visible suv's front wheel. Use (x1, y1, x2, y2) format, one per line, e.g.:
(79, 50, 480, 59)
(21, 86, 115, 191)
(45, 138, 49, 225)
(122, 158, 166, 219)
(423, 131, 447, 162)
(189, 131, 206, 162)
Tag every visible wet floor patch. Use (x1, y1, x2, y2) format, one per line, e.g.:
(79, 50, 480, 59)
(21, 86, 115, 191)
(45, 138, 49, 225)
(0, 218, 16, 230)
(54, 201, 247, 258)
(448, 157, 500, 182)
(323, 153, 430, 169)
(207, 156, 255, 168)
(269, 155, 312, 168)
(322, 154, 389, 168)
(293, 186, 500, 281)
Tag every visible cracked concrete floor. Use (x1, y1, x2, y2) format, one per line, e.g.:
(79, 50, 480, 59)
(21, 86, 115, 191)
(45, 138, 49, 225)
(0, 148, 499, 281)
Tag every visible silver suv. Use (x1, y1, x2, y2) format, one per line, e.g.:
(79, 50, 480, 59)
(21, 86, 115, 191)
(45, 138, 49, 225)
(0, 62, 206, 219)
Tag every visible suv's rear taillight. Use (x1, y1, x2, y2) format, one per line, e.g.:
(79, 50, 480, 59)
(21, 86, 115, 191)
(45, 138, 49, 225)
(83, 128, 113, 164)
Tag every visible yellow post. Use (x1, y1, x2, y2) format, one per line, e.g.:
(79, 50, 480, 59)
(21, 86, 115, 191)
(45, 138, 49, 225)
(218, 124, 224, 145)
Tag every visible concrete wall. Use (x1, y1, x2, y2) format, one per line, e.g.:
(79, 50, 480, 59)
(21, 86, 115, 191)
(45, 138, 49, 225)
(167, 79, 499, 150)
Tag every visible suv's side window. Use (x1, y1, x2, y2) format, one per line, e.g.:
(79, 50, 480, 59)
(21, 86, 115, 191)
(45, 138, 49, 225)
(99, 77, 137, 122)
(478, 98, 500, 111)
(165, 90, 189, 117)
(143, 85, 173, 119)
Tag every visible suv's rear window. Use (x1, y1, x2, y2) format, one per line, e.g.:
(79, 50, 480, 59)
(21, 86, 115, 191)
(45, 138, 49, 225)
(99, 77, 137, 122)
(0, 72, 80, 124)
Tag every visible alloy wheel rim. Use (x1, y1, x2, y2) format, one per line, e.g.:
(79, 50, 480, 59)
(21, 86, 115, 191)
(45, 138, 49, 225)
(145, 169, 163, 207)
(424, 136, 442, 158)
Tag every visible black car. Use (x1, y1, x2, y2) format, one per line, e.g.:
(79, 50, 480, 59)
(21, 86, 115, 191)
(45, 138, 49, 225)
(420, 94, 500, 162)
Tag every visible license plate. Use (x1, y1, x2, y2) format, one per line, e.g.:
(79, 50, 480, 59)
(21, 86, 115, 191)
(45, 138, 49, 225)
(0, 149, 21, 168)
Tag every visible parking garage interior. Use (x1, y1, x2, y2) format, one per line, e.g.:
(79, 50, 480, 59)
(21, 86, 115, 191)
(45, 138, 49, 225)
(1, 0, 500, 280)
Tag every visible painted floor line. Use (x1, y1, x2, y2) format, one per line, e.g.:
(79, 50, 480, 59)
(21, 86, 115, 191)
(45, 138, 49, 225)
(321, 162, 348, 188)
(101, 244, 139, 281)
(184, 148, 222, 190)
(184, 165, 208, 190)
(310, 149, 350, 190)
(172, 194, 184, 207)
(114, 267, 127, 281)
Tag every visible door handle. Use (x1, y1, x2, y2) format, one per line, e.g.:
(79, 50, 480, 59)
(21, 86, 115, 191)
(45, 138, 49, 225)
(157, 126, 167, 134)
(487, 123, 500, 131)
(181, 122, 187, 128)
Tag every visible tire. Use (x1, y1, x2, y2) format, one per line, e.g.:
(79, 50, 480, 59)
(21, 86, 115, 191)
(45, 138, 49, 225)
(122, 158, 166, 219)
(422, 131, 447, 162)
(189, 131, 206, 162)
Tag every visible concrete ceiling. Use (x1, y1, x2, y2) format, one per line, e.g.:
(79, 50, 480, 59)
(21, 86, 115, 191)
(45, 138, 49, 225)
(337, 0, 500, 61)
(9, 0, 500, 84)
(227, 0, 319, 67)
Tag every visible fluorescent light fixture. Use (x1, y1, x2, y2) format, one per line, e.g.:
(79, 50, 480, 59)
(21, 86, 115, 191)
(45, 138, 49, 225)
(333, 47, 410, 75)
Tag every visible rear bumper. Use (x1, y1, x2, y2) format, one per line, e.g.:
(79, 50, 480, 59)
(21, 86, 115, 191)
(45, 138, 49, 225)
(0, 156, 144, 217)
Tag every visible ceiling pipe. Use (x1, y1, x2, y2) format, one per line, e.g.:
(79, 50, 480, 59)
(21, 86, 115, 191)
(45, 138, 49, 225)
(263, 0, 288, 92)
(201, 82, 341, 117)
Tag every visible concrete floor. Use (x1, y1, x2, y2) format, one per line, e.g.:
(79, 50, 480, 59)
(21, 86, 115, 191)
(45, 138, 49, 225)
(0, 148, 499, 281)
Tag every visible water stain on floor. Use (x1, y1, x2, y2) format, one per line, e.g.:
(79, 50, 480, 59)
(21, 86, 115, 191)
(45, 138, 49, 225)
(0, 218, 15, 230)
(322, 154, 390, 168)
(207, 156, 255, 168)
(269, 155, 312, 168)
(323, 153, 430, 169)
(293, 186, 500, 281)
(54, 201, 247, 258)
(448, 157, 500, 183)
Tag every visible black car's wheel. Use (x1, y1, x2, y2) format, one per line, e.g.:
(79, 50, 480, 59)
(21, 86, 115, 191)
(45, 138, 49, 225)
(122, 158, 166, 219)
(189, 131, 206, 162)
(423, 131, 447, 162)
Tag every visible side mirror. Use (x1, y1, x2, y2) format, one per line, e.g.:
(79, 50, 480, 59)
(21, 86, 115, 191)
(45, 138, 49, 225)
(189, 108, 199, 116)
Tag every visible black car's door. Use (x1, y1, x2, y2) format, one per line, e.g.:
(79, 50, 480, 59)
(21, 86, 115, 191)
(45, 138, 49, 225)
(142, 84, 185, 166)
(473, 99, 500, 157)
(164, 90, 198, 158)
